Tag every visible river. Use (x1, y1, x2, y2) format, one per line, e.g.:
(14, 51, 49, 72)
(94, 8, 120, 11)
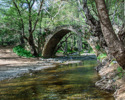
(0, 59, 114, 100)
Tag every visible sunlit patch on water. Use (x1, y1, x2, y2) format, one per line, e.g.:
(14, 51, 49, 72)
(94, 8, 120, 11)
(0, 60, 114, 100)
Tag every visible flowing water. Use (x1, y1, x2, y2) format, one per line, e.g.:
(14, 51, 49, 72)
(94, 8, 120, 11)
(0, 60, 114, 100)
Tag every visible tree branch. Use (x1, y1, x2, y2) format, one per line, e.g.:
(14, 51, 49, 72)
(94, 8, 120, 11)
(32, 0, 44, 33)
(12, 0, 26, 39)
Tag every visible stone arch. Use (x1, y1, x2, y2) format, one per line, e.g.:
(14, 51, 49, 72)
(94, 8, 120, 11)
(42, 26, 83, 58)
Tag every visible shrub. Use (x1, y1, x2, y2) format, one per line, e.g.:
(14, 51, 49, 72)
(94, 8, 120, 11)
(117, 66, 125, 78)
(96, 44, 101, 51)
(57, 50, 63, 53)
(97, 53, 107, 60)
(13, 45, 33, 58)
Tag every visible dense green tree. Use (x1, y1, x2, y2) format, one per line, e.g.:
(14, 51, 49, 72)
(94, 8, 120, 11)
(0, 0, 125, 64)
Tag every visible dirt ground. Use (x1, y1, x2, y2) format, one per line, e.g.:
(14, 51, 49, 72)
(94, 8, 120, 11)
(0, 46, 41, 68)
(0, 47, 58, 81)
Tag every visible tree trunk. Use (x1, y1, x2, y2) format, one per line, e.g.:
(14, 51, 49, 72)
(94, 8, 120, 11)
(95, 0, 125, 68)
(82, 0, 107, 55)
(28, 3, 38, 57)
(118, 24, 125, 45)
(28, 33, 38, 56)
(20, 33, 25, 46)
(64, 37, 68, 55)
(86, 36, 99, 56)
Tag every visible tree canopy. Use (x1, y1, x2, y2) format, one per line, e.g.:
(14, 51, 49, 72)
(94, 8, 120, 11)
(0, 0, 125, 68)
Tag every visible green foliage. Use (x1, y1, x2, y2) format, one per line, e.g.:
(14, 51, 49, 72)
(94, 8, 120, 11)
(67, 49, 75, 53)
(88, 47, 93, 53)
(96, 44, 101, 51)
(90, 50, 95, 54)
(117, 66, 125, 78)
(110, 61, 114, 65)
(57, 50, 63, 53)
(0, 0, 124, 57)
(13, 45, 33, 58)
(97, 53, 107, 60)
(117, 66, 123, 73)
(110, 59, 117, 65)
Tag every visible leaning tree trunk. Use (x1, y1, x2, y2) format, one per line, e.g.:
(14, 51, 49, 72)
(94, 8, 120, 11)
(82, 0, 109, 56)
(86, 36, 99, 56)
(82, 0, 114, 61)
(95, 0, 125, 69)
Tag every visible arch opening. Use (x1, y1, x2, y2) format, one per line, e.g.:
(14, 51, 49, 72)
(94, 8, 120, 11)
(42, 29, 72, 58)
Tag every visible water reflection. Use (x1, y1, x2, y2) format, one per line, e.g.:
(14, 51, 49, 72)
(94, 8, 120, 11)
(0, 60, 114, 100)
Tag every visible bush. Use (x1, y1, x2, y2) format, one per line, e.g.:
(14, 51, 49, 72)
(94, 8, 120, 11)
(96, 44, 101, 51)
(117, 66, 125, 78)
(57, 50, 63, 53)
(97, 53, 107, 61)
(13, 45, 33, 58)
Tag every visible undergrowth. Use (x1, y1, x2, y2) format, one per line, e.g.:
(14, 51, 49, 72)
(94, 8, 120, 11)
(13, 45, 33, 58)
(97, 53, 107, 61)
(117, 66, 125, 78)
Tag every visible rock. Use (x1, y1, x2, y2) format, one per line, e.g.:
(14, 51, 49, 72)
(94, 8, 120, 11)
(112, 61, 117, 64)
(95, 59, 125, 99)
(102, 58, 109, 65)
(95, 78, 114, 91)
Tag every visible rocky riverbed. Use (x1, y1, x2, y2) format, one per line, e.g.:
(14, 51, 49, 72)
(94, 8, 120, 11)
(0, 47, 96, 81)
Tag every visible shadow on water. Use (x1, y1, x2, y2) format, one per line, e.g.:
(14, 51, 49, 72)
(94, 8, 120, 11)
(0, 60, 114, 100)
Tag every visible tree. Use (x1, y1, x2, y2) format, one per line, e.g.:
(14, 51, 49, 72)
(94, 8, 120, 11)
(95, 0, 125, 69)
(12, 0, 44, 56)
(0, 3, 21, 46)
(77, 0, 108, 57)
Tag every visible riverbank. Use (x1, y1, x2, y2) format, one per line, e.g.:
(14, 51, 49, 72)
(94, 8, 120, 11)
(0, 47, 96, 81)
(95, 58, 125, 100)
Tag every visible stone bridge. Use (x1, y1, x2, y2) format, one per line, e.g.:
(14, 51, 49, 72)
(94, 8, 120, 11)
(42, 25, 85, 58)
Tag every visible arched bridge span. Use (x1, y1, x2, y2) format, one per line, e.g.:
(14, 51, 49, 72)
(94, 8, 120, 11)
(42, 25, 84, 58)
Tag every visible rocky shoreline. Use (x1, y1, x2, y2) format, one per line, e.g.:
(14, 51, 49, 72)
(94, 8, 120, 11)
(95, 58, 125, 100)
